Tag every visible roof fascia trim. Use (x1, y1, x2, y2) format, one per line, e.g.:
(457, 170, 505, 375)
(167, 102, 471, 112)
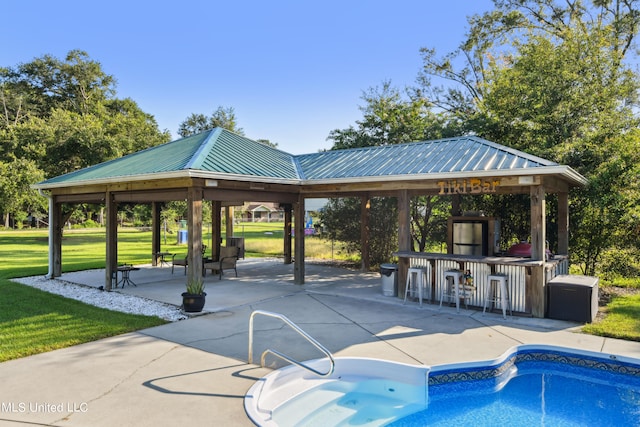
(32, 165, 587, 191)
(298, 166, 587, 187)
(32, 169, 302, 190)
(187, 170, 301, 185)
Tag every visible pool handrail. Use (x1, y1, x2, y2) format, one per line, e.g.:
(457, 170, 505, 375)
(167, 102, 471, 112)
(248, 310, 335, 377)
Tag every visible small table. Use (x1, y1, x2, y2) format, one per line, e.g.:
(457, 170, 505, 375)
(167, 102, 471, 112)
(155, 252, 175, 267)
(117, 265, 140, 287)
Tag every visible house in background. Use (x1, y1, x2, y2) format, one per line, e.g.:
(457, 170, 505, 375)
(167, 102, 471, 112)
(237, 199, 328, 224)
(238, 202, 284, 222)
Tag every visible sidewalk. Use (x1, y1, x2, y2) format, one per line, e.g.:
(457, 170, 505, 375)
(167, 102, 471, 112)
(2, 259, 639, 426)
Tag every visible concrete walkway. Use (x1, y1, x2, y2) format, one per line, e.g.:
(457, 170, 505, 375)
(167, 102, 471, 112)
(2, 259, 639, 426)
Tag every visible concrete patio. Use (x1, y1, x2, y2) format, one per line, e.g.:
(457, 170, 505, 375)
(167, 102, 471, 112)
(2, 258, 640, 426)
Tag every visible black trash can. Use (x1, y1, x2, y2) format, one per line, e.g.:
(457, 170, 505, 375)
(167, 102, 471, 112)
(547, 275, 599, 323)
(380, 263, 398, 297)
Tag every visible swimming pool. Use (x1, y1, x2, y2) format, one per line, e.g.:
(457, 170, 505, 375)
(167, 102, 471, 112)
(393, 345, 640, 426)
(244, 345, 640, 426)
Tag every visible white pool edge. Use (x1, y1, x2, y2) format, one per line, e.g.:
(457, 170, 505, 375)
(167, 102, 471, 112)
(244, 357, 430, 426)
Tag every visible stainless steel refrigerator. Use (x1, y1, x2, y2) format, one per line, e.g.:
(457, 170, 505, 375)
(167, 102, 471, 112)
(452, 221, 487, 256)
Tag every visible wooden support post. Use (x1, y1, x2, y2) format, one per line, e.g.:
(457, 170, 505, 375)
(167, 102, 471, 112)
(105, 191, 118, 291)
(212, 201, 221, 261)
(530, 185, 546, 317)
(151, 202, 161, 266)
(294, 195, 305, 284)
(530, 185, 546, 261)
(282, 203, 292, 264)
(187, 186, 203, 283)
(451, 194, 462, 216)
(397, 189, 411, 298)
(557, 192, 569, 255)
(225, 206, 234, 245)
(50, 196, 63, 278)
(529, 265, 546, 318)
(360, 194, 371, 272)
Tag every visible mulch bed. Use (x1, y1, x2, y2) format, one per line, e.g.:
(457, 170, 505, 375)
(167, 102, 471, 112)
(599, 286, 640, 304)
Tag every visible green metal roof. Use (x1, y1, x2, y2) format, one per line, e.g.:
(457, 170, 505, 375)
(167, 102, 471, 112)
(39, 128, 299, 185)
(295, 136, 557, 180)
(35, 129, 587, 188)
(194, 129, 298, 179)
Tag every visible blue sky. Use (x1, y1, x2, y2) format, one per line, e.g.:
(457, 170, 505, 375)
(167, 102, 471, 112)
(2, 1, 494, 154)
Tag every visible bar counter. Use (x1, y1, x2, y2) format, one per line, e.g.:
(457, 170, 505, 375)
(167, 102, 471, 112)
(393, 251, 569, 315)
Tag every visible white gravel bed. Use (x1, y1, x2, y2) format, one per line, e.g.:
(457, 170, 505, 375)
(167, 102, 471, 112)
(12, 276, 187, 322)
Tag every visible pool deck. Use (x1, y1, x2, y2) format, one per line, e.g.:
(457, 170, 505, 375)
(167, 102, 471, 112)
(2, 258, 640, 426)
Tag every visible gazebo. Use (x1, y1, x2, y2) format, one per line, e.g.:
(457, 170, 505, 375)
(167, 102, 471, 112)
(34, 128, 587, 317)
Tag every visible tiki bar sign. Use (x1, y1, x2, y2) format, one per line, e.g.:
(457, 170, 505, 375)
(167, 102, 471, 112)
(438, 178, 501, 195)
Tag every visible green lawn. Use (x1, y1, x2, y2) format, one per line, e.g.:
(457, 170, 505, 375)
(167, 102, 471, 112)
(583, 288, 640, 341)
(0, 281, 166, 362)
(0, 228, 174, 362)
(0, 223, 350, 362)
(0, 222, 349, 280)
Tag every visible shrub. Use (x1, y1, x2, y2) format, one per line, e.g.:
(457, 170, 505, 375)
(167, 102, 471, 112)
(598, 248, 640, 281)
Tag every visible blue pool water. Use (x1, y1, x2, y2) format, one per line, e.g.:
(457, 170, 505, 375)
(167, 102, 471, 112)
(391, 352, 640, 427)
(245, 346, 640, 427)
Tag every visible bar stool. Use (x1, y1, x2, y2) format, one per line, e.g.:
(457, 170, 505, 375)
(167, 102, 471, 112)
(440, 269, 465, 312)
(404, 267, 429, 307)
(483, 273, 512, 319)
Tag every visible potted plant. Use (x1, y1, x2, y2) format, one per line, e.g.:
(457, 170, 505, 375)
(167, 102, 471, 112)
(182, 279, 206, 312)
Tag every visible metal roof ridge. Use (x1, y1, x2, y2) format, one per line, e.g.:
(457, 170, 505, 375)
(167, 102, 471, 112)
(184, 128, 223, 169)
(292, 156, 306, 179)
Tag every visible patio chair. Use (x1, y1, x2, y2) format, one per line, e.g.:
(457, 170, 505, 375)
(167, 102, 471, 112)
(204, 246, 239, 279)
(172, 245, 208, 275)
(172, 256, 187, 275)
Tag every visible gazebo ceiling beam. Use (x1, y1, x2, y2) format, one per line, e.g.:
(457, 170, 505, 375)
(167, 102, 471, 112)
(115, 189, 188, 203)
(202, 188, 298, 204)
(50, 193, 106, 203)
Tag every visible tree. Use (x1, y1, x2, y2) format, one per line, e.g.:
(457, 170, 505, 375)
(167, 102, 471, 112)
(323, 83, 460, 264)
(0, 158, 45, 228)
(328, 81, 461, 149)
(8, 102, 170, 179)
(417, 0, 640, 274)
(1, 51, 169, 170)
(104, 98, 171, 154)
(418, 0, 640, 119)
(0, 50, 170, 227)
(0, 50, 115, 124)
(319, 197, 398, 266)
(178, 106, 244, 137)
